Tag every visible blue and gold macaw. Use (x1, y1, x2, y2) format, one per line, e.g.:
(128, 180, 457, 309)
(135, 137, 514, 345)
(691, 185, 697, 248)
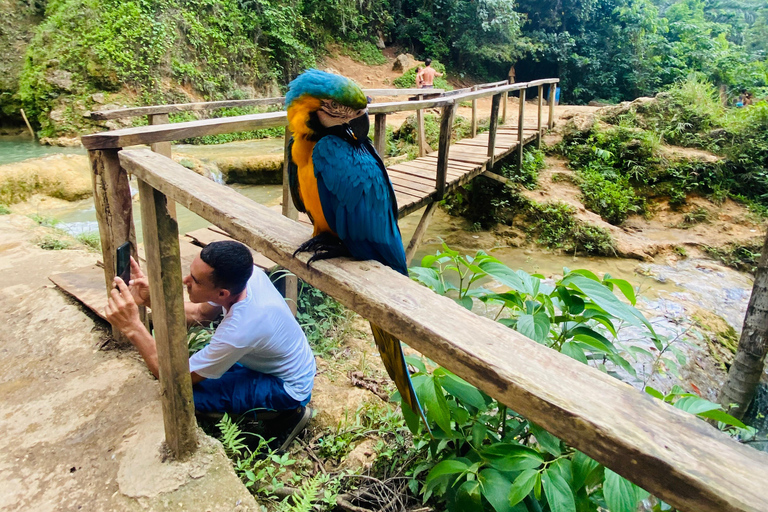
(285, 69, 427, 429)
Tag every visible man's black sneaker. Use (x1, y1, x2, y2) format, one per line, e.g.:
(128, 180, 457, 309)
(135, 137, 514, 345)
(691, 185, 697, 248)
(266, 406, 312, 452)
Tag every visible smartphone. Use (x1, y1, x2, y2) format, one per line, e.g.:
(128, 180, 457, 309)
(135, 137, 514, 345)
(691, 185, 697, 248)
(115, 242, 131, 286)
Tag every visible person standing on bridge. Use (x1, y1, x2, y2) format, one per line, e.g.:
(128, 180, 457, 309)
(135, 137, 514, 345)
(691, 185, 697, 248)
(104, 240, 316, 451)
(417, 58, 443, 89)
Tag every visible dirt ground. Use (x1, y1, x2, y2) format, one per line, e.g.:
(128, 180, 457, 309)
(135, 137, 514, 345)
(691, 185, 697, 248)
(1, 49, 763, 511)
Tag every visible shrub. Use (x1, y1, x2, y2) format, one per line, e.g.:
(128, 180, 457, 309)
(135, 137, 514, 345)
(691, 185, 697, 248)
(501, 148, 545, 189)
(577, 165, 642, 224)
(525, 201, 615, 256)
(0, 204, 10, 215)
(36, 235, 72, 250)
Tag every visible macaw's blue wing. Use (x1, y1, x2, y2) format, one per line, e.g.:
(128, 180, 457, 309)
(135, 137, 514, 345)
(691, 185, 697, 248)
(312, 135, 407, 275)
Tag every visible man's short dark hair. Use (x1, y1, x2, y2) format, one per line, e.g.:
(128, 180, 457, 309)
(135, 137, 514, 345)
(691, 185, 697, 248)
(200, 241, 253, 294)
(425, 58, 432, 66)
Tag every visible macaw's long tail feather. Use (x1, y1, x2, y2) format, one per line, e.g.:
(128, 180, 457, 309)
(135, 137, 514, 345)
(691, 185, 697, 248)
(293, 233, 351, 266)
(370, 322, 431, 433)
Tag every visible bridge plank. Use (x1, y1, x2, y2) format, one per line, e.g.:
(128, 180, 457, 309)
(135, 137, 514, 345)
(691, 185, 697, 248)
(119, 148, 768, 512)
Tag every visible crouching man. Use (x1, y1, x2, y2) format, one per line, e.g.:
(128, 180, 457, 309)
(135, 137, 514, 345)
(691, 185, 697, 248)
(104, 240, 316, 449)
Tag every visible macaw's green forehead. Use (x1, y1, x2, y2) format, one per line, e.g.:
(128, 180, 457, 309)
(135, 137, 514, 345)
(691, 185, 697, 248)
(285, 69, 368, 110)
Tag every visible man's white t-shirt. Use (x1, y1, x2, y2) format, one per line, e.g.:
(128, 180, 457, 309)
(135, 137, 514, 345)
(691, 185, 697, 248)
(189, 268, 316, 401)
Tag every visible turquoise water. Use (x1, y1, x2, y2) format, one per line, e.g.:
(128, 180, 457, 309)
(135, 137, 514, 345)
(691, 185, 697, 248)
(0, 136, 84, 165)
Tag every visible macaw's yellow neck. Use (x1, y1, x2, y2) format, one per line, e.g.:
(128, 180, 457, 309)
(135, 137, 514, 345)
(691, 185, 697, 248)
(287, 96, 334, 237)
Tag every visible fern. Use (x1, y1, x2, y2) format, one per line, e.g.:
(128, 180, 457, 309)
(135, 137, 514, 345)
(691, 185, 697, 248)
(275, 474, 324, 512)
(217, 413, 248, 457)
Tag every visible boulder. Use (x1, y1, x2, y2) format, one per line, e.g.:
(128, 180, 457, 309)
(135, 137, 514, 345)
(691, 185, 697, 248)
(392, 54, 416, 72)
(47, 69, 74, 92)
(375, 31, 386, 50)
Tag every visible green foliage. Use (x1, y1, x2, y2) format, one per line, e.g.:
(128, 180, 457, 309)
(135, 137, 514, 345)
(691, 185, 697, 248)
(577, 164, 642, 225)
(0, 204, 11, 215)
(526, 202, 616, 256)
(295, 279, 348, 357)
(403, 244, 749, 511)
(36, 234, 71, 250)
(704, 240, 763, 274)
(188, 323, 216, 356)
(338, 41, 387, 66)
(75, 231, 101, 251)
(28, 213, 60, 227)
(501, 148, 545, 190)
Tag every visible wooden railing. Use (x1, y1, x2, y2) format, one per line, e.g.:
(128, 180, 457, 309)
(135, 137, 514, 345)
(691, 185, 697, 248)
(91, 141, 768, 511)
(82, 76, 555, 449)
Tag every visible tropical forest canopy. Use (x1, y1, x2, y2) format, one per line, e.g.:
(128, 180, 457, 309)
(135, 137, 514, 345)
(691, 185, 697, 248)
(1, 0, 767, 133)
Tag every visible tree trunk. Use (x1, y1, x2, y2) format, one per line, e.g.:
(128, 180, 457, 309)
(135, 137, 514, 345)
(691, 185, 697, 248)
(718, 230, 768, 419)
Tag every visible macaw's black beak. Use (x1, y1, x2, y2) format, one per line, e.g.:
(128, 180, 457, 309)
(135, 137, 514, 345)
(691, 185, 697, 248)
(348, 111, 370, 142)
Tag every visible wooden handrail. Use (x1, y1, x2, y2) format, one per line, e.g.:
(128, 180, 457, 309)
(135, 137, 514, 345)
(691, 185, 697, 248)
(117, 147, 768, 512)
(87, 88, 446, 120)
(81, 78, 561, 150)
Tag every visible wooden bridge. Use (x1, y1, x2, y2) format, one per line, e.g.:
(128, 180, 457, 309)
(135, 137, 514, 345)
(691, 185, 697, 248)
(65, 77, 768, 512)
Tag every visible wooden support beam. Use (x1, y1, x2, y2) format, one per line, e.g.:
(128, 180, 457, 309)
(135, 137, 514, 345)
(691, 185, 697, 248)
(138, 178, 197, 459)
(417, 95, 427, 157)
(405, 202, 438, 266)
(282, 127, 298, 315)
(548, 83, 556, 129)
(149, 113, 176, 219)
(487, 94, 501, 168)
(88, 148, 137, 343)
(435, 102, 456, 199)
(117, 148, 768, 512)
(374, 113, 387, 156)
(501, 91, 508, 125)
(471, 86, 478, 138)
(517, 88, 526, 172)
(537, 85, 544, 149)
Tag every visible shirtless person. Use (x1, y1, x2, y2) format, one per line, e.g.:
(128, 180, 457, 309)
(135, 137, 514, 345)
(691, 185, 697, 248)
(417, 58, 443, 89)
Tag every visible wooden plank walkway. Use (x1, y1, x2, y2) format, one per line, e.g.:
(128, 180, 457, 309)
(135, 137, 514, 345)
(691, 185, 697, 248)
(390, 125, 540, 217)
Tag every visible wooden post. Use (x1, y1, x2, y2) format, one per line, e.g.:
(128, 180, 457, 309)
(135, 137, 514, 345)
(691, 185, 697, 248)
(148, 114, 172, 158)
(89, 148, 137, 343)
(501, 91, 508, 125)
(548, 83, 556, 129)
(518, 88, 526, 171)
(405, 202, 438, 266)
(282, 127, 298, 315)
(487, 94, 501, 169)
(435, 102, 455, 199)
(138, 179, 197, 459)
(374, 113, 387, 156)
(471, 86, 478, 137)
(20, 109, 35, 139)
(417, 94, 427, 157)
(537, 85, 544, 149)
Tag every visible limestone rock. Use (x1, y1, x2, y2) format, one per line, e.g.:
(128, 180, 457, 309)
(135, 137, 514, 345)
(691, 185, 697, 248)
(393, 54, 416, 72)
(91, 93, 105, 104)
(47, 69, 74, 92)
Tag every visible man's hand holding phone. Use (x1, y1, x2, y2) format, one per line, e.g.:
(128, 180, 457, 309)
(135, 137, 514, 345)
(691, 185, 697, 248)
(114, 256, 151, 308)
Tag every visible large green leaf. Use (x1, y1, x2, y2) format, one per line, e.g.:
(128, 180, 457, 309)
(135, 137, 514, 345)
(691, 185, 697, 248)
(571, 451, 600, 490)
(479, 469, 521, 512)
(604, 278, 637, 305)
(561, 342, 589, 364)
(479, 261, 528, 293)
(455, 480, 482, 511)
(561, 274, 650, 331)
(529, 423, 562, 456)
(426, 459, 470, 483)
(542, 467, 577, 512)
(508, 469, 539, 507)
(517, 313, 551, 343)
(672, 395, 723, 415)
(436, 368, 489, 410)
(482, 443, 544, 472)
(409, 266, 445, 294)
(603, 469, 642, 512)
(416, 374, 452, 433)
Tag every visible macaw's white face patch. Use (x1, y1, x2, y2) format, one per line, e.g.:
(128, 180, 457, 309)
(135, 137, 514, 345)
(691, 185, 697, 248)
(318, 99, 367, 128)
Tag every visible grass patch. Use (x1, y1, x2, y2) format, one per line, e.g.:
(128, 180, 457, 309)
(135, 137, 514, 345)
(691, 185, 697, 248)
(296, 280, 349, 358)
(0, 204, 10, 215)
(704, 240, 763, 274)
(36, 235, 72, 250)
(525, 201, 615, 256)
(338, 40, 387, 65)
(501, 148, 545, 190)
(28, 213, 61, 228)
(76, 231, 102, 251)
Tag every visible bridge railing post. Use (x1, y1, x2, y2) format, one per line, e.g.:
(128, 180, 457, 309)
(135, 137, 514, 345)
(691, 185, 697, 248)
(282, 126, 298, 315)
(417, 94, 427, 157)
(537, 85, 544, 149)
(548, 83, 556, 129)
(487, 93, 502, 169)
(471, 85, 478, 138)
(88, 148, 137, 344)
(518, 88, 527, 171)
(435, 101, 456, 199)
(138, 178, 198, 460)
(374, 113, 387, 156)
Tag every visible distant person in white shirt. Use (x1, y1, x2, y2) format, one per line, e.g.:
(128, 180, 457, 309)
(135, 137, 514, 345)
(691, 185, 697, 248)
(105, 240, 315, 448)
